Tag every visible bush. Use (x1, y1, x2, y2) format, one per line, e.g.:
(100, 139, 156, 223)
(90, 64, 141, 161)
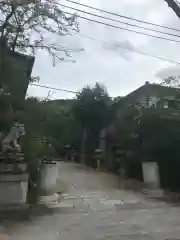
(22, 135, 43, 204)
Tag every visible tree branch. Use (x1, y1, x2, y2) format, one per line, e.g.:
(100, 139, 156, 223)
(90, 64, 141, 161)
(0, 0, 79, 64)
(164, 0, 180, 19)
(11, 12, 21, 50)
(0, 5, 16, 39)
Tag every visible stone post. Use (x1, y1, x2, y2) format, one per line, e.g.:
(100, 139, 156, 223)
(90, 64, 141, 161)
(94, 149, 102, 171)
(142, 162, 160, 189)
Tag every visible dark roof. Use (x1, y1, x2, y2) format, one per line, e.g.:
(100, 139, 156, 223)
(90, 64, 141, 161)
(115, 83, 180, 117)
(47, 99, 75, 105)
(9, 50, 35, 77)
(0, 45, 35, 109)
(105, 83, 180, 135)
(118, 83, 180, 106)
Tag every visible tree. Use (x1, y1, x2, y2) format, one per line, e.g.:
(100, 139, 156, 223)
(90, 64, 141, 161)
(0, 0, 82, 64)
(19, 97, 81, 155)
(73, 83, 110, 128)
(161, 76, 180, 88)
(73, 83, 111, 164)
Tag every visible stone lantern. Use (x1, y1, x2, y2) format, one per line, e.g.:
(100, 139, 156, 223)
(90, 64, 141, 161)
(94, 148, 102, 170)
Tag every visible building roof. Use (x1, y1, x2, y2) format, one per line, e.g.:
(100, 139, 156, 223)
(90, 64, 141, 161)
(105, 83, 180, 136)
(115, 83, 180, 117)
(0, 45, 35, 109)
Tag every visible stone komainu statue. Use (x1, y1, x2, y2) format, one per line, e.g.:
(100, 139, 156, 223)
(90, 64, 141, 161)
(1, 123, 25, 152)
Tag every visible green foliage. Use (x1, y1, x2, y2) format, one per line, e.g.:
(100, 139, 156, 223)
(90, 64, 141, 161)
(22, 135, 43, 204)
(20, 97, 81, 154)
(137, 115, 180, 161)
(138, 114, 180, 190)
(73, 83, 111, 160)
(20, 97, 47, 135)
(22, 134, 43, 160)
(73, 83, 111, 129)
(19, 83, 111, 165)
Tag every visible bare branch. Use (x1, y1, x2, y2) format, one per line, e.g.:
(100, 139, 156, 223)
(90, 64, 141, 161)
(0, 0, 80, 64)
(0, 4, 16, 38)
(43, 90, 53, 102)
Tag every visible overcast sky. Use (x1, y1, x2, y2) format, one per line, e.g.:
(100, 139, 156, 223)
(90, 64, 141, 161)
(28, 0, 180, 99)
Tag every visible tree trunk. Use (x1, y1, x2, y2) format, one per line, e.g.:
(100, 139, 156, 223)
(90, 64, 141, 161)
(164, 0, 180, 19)
(80, 127, 86, 164)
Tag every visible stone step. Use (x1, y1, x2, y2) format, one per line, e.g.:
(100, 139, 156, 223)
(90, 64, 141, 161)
(7, 153, 24, 156)
(0, 173, 29, 182)
(0, 163, 27, 173)
(0, 153, 24, 157)
(6, 157, 24, 160)
(0, 159, 25, 164)
(0, 154, 24, 158)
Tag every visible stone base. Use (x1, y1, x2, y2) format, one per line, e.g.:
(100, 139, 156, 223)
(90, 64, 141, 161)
(142, 162, 160, 189)
(0, 173, 28, 182)
(0, 173, 28, 205)
(142, 188, 164, 199)
(0, 203, 29, 211)
(120, 179, 144, 190)
(40, 163, 59, 194)
(0, 163, 27, 173)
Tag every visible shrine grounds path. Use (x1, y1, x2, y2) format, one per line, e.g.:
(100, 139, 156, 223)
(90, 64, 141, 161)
(1, 162, 180, 240)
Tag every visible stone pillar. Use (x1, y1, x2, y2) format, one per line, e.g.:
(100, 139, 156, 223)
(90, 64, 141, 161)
(142, 162, 160, 189)
(40, 162, 59, 195)
(96, 159, 101, 170)
(94, 149, 102, 171)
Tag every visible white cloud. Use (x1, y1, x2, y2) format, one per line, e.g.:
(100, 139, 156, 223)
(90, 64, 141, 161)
(29, 0, 180, 99)
(156, 65, 180, 80)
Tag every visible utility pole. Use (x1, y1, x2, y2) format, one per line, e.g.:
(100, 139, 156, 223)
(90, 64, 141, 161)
(164, 0, 180, 19)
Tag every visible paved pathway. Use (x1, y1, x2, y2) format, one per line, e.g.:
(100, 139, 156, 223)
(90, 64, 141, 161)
(1, 162, 180, 240)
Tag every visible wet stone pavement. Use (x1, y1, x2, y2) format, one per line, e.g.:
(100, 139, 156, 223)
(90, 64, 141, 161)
(1, 162, 180, 240)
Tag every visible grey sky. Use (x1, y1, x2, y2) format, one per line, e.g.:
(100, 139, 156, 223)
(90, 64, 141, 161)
(28, 0, 180, 99)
